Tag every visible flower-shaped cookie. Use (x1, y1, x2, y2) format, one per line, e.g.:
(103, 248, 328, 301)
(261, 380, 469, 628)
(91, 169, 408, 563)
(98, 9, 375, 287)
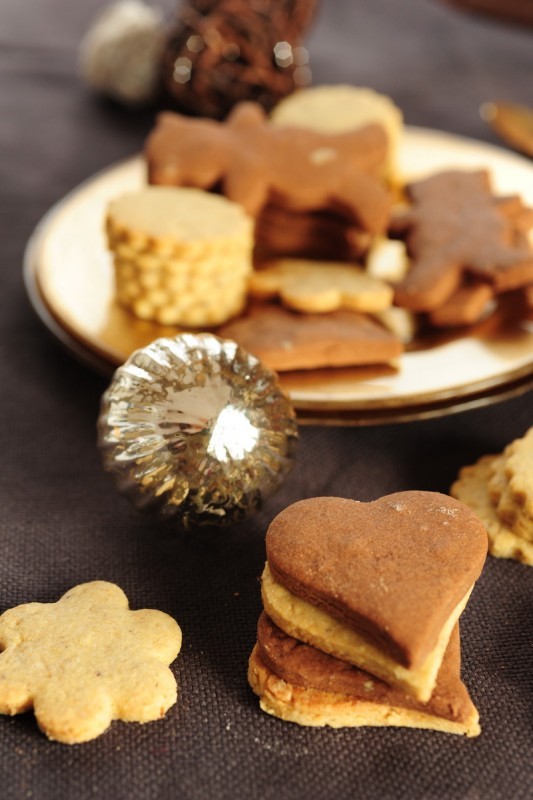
(0, 581, 182, 743)
(249, 258, 393, 313)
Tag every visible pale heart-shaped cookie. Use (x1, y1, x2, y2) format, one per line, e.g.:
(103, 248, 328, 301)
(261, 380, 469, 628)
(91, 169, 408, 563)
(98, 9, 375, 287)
(0, 582, 182, 744)
(263, 492, 487, 701)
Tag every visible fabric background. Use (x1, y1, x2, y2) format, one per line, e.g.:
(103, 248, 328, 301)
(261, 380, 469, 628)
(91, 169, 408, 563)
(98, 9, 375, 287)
(1, 1, 532, 797)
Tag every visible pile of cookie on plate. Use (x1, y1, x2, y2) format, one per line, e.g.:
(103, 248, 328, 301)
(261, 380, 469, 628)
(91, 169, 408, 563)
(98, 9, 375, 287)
(104, 84, 533, 374)
(248, 491, 488, 735)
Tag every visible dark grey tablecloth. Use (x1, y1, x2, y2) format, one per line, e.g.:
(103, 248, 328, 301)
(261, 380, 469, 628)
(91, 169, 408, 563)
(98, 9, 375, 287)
(1, 1, 532, 798)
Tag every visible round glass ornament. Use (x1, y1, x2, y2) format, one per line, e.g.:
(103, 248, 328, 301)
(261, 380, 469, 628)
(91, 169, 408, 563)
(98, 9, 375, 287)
(97, 333, 298, 528)
(79, 0, 165, 106)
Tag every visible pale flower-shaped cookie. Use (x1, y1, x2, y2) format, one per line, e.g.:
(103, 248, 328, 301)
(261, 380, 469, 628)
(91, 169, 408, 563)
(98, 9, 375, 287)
(0, 581, 182, 744)
(249, 257, 393, 314)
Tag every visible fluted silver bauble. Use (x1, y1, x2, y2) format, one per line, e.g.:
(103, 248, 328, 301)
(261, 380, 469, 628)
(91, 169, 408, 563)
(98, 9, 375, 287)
(97, 334, 298, 528)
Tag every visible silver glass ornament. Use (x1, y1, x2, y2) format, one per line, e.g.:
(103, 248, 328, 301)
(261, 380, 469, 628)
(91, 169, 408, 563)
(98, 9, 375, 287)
(79, 0, 165, 106)
(97, 333, 298, 528)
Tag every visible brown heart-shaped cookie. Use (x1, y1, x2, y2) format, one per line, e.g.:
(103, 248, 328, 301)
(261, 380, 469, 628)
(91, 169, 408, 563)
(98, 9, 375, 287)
(265, 492, 487, 690)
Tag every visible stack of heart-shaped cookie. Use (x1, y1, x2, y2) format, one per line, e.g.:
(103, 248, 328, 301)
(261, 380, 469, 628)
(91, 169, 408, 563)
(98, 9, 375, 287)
(451, 427, 533, 566)
(248, 492, 488, 736)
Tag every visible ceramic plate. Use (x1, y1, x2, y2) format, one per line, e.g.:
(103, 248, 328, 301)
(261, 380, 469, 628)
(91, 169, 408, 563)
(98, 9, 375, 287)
(24, 127, 533, 424)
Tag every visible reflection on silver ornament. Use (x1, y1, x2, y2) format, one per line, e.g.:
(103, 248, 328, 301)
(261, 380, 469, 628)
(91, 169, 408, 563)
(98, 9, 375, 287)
(98, 334, 298, 528)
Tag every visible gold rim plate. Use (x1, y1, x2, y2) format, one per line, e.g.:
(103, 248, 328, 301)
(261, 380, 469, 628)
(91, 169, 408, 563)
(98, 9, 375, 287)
(23, 127, 533, 425)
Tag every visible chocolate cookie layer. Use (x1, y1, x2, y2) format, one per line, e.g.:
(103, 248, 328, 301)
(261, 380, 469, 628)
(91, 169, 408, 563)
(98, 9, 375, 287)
(256, 613, 476, 726)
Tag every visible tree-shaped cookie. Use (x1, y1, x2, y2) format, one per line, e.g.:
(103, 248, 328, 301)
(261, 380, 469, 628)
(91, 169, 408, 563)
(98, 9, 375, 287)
(393, 170, 533, 312)
(0, 582, 182, 743)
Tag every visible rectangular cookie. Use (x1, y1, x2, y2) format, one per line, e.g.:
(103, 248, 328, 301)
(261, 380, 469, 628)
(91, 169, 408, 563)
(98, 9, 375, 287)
(218, 303, 403, 371)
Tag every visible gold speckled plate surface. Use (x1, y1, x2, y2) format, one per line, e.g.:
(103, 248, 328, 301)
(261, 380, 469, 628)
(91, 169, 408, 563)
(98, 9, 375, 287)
(24, 127, 533, 425)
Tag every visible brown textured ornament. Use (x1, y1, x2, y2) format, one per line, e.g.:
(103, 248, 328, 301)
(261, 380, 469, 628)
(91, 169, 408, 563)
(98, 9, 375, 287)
(97, 333, 298, 529)
(189, 0, 318, 41)
(189, 0, 318, 40)
(161, 0, 317, 118)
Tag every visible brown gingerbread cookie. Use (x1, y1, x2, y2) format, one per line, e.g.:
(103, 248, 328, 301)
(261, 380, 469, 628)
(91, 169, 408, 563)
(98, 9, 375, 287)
(218, 303, 403, 371)
(254, 203, 371, 261)
(249, 613, 480, 735)
(262, 493, 487, 700)
(495, 195, 533, 233)
(145, 102, 392, 234)
(523, 283, 533, 310)
(427, 280, 495, 328)
(393, 170, 533, 312)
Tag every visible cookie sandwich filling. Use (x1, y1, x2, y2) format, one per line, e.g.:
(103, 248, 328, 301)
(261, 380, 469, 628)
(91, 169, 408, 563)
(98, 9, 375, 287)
(262, 563, 473, 702)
